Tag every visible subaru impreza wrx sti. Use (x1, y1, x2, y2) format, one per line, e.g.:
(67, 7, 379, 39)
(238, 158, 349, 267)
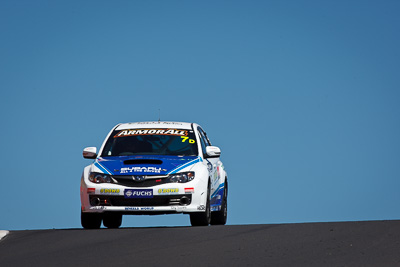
(80, 121, 228, 228)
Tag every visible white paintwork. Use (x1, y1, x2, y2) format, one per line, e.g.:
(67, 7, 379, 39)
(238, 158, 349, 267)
(0, 230, 9, 241)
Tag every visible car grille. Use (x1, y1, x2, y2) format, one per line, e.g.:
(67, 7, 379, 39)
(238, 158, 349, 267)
(112, 175, 169, 187)
(90, 194, 192, 207)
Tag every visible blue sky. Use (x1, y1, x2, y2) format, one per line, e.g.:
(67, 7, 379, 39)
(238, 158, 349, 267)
(1, 0, 399, 230)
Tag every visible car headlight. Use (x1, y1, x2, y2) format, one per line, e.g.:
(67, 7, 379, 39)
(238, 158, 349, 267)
(89, 172, 113, 183)
(167, 172, 195, 183)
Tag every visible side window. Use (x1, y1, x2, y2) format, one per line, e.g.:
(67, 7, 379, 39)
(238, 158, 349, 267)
(203, 131, 212, 146)
(198, 127, 209, 157)
(198, 133, 207, 157)
(198, 128, 211, 146)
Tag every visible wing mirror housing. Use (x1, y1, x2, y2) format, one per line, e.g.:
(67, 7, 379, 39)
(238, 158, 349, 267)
(205, 146, 221, 158)
(83, 147, 97, 159)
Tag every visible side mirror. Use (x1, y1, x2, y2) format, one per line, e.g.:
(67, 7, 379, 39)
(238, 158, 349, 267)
(205, 146, 221, 158)
(83, 147, 97, 159)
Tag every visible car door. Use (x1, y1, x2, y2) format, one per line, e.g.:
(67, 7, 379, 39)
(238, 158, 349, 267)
(198, 127, 220, 197)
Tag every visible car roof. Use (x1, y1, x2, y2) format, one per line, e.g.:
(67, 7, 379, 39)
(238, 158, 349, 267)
(115, 121, 196, 131)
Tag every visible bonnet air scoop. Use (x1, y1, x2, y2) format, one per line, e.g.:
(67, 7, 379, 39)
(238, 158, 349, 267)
(123, 159, 163, 165)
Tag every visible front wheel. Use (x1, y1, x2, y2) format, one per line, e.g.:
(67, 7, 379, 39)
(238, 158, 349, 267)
(81, 211, 102, 229)
(190, 181, 211, 226)
(103, 213, 123, 228)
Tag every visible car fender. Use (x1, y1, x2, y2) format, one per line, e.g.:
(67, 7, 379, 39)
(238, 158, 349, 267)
(80, 165, 93, 211)
(188, 161, 210, 207)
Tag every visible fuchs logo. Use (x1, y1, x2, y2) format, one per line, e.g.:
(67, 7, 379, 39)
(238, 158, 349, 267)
(124, 189, 153, 198)
(120, 167, 162, 174)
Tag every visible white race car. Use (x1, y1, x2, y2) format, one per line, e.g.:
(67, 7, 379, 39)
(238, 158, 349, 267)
(80, 121, 228, 228)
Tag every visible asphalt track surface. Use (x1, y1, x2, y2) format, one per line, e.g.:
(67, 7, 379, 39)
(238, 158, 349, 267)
(1, 220, 400, 267)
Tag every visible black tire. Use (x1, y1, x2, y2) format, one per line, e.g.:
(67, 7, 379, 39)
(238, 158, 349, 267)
(210, 180, 228, 225)
(190, 181, 211, 226)
(81, 211, 102, 229)
(103, 213, 123, 229)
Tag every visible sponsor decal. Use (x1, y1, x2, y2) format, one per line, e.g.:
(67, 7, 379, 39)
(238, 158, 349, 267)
(90, 206, 106, 210)
(87, 188, 95, 194)
(211, 206, 221, 212)
(171, 206, 187, 211)
(197, 205, 206, 211)
(114, 129, 188, 138)
(184, 187, 194, 193)
(100, 188, 120, 194)
(121, 167, 162, 174)
(124, 189, 153, 198)
(213, 169, 218, 182)
(180, 136, 196, 143)
(125, 207, 154, 211)
(158, 188, 179, 194)
(212, 174, 219, 187)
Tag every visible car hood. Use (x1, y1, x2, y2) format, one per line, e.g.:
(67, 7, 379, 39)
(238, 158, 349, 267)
(93, 155, 202, 175)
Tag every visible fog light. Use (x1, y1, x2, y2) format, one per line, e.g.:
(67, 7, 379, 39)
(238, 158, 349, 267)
(90, 197, 100, 206)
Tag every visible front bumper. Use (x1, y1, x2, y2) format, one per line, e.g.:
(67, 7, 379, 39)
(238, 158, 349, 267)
(80, 182, 206, 214)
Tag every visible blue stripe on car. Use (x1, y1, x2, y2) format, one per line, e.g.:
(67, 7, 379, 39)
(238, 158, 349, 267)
(167, 156, 203, 174)
(211, 182, 225, 210)
(211, 182, 225, 199)
(94, 162, 112, 175)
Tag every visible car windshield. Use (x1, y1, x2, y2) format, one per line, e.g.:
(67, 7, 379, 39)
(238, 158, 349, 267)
(100, 128, 198, 157)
